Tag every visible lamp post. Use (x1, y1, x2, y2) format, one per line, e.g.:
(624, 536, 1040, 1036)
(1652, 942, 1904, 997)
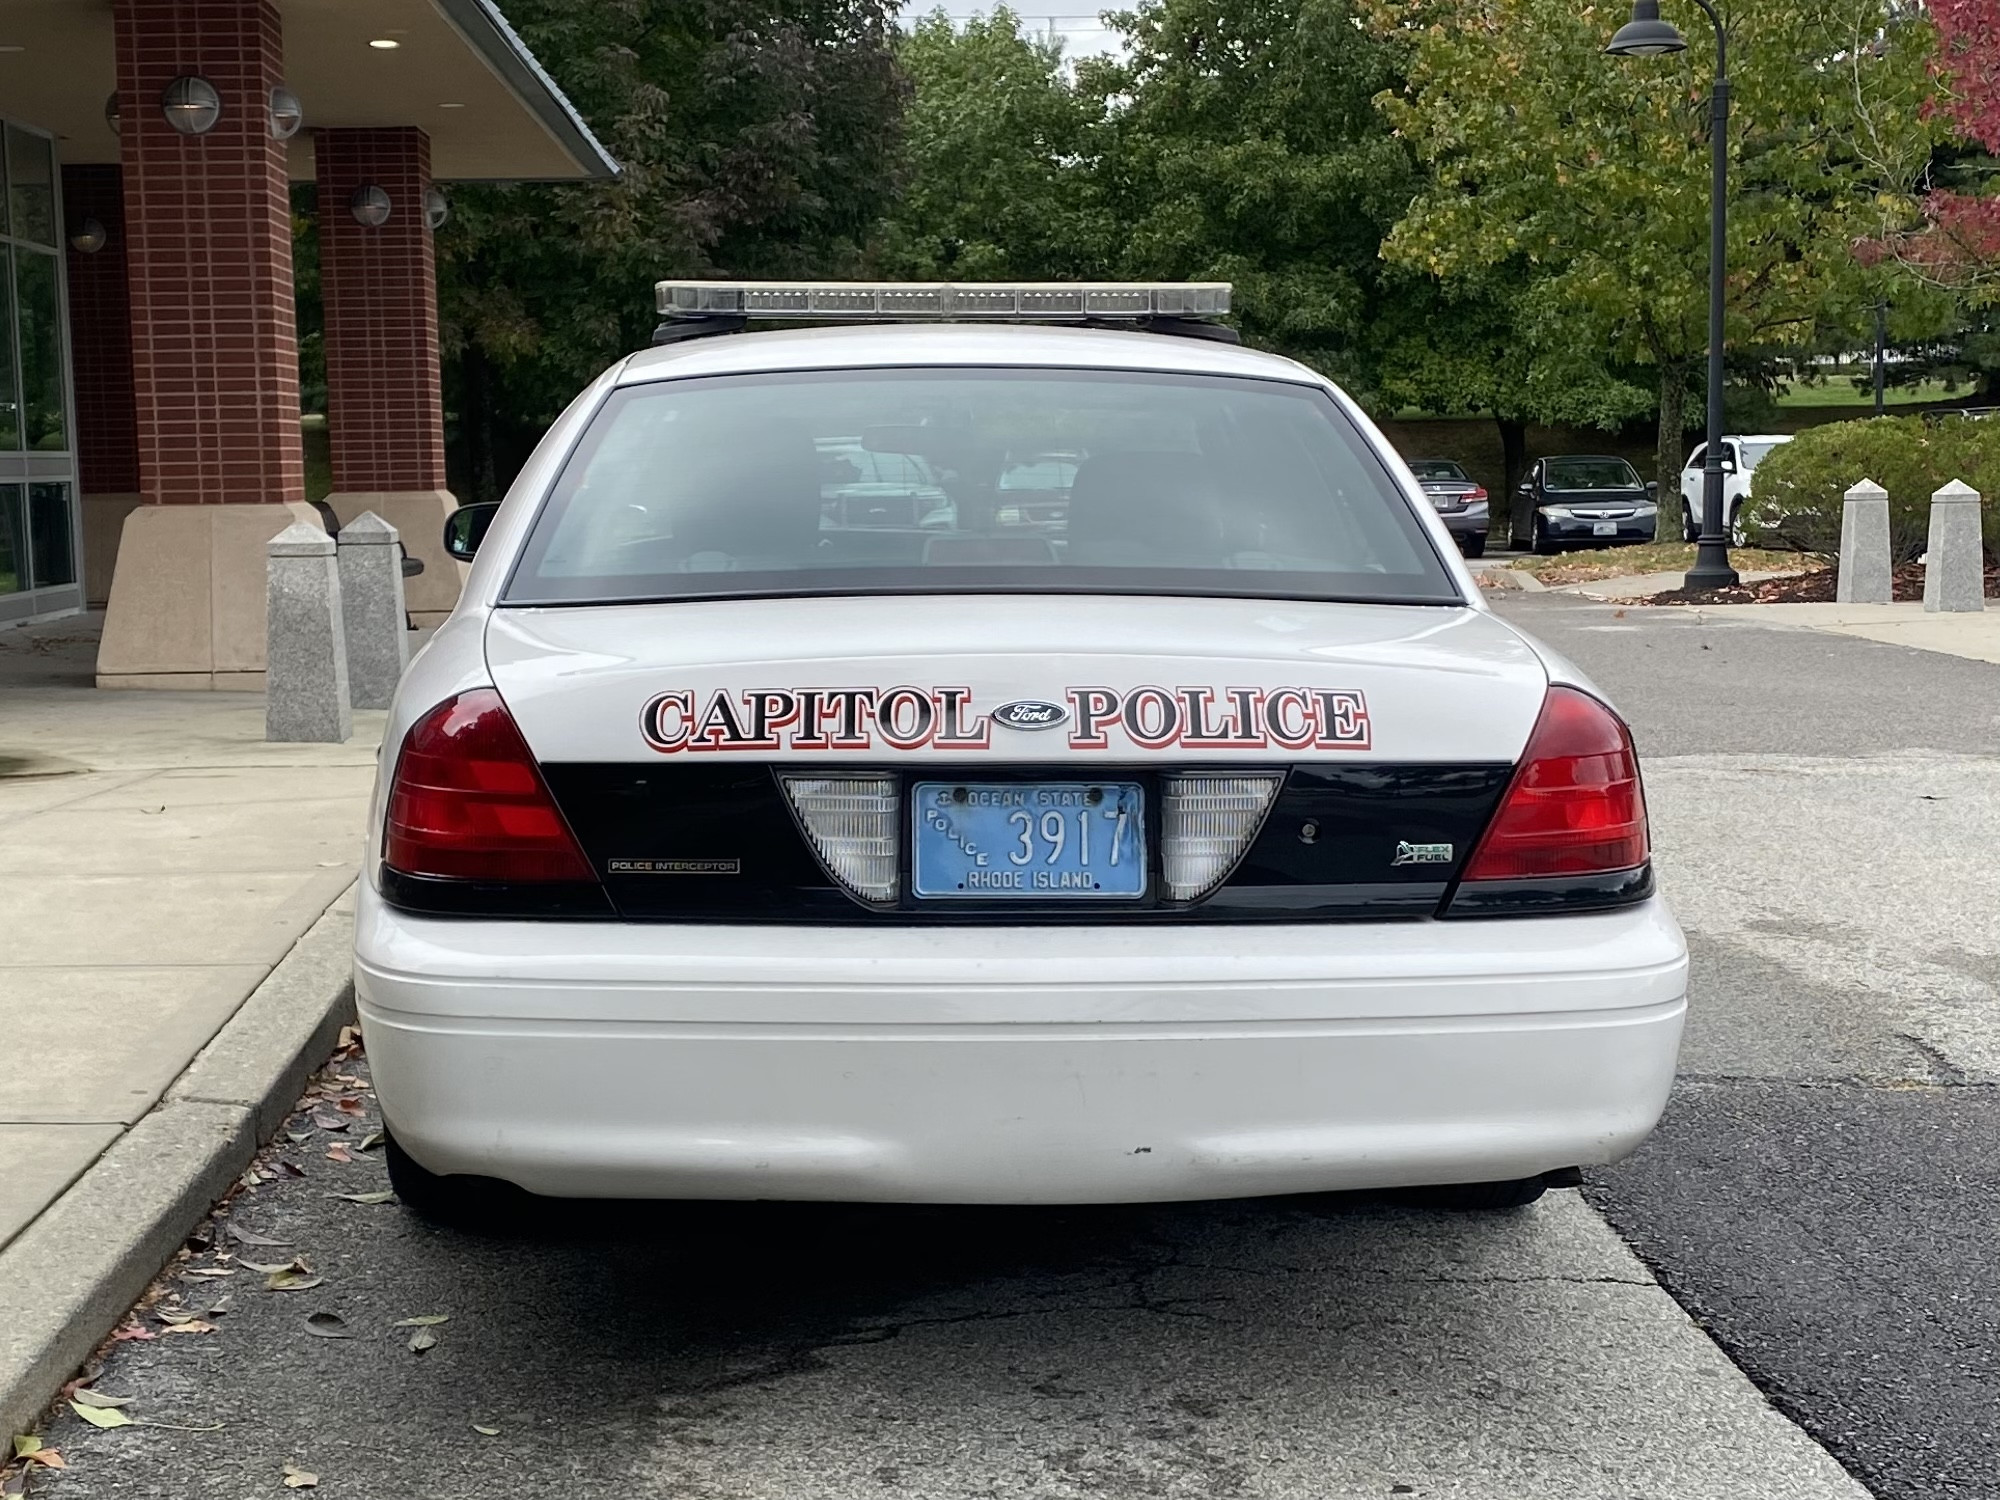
(1607, 0, 1738, 589)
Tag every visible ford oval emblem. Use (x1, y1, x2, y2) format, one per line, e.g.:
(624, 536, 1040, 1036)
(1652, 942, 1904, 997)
(991, 699, 1069, 731)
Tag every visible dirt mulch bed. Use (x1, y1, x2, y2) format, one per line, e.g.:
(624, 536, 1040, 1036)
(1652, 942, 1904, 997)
(1642, 562, 2000, 607)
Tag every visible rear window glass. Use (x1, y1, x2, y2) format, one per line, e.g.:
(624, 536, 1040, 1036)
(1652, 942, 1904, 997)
(1409, 460, 1467, 481)
(504, 367, 1459, 607)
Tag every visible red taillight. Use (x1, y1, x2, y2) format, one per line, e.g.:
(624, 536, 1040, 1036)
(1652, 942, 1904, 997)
(1461, 687, 1648, 881)
(1467, 486, 1489, 502)
(384, 689, 594, 883)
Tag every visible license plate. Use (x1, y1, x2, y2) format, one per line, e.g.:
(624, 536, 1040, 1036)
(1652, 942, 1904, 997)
(1593, 520, 1620, 536)
(913, 782, 1145, 899)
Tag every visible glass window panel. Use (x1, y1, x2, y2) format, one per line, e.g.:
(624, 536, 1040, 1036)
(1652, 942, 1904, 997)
(0, 248, 16, 451)
(6, 126, 55, 247)
(28, 481, 74, 588)
(15, 249, 65, 451)
(0, 484, 25, 595)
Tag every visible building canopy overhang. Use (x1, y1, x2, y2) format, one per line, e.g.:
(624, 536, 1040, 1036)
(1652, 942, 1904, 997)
(0, 0, 617, 182)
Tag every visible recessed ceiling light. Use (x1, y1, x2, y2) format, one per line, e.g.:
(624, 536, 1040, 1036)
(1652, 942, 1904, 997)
(438, 102, 465, 109)
(368, 38, 400, 49)
(0, 45, 26, 53)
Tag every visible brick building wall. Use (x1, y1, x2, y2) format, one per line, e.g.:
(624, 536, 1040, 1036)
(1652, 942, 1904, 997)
(315, 128, 447, 492)
(60, 165, 140, 497)
(113, 0, 304, 507)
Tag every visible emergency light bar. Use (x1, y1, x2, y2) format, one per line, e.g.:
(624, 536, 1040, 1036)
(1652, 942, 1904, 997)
(655, 280, 1232, 322)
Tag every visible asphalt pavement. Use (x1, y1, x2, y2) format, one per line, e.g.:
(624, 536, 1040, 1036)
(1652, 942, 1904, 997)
(27, 591, 2000, 1499)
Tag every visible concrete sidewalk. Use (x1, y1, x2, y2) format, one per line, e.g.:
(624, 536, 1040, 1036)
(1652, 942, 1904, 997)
(0, 613, 383, 1439)
(1687, 598, 2000, 665)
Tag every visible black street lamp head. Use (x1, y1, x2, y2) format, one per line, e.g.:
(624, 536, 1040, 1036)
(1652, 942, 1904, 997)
(1606, 0, 1688, 56)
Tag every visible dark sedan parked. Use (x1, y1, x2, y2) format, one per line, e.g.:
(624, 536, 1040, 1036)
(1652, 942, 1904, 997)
(1511, 455, 1660, 554)
(1407, 459, 1489, 557)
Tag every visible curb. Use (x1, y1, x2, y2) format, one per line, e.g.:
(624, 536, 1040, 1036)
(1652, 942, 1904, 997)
(0, 888, 358, 1442)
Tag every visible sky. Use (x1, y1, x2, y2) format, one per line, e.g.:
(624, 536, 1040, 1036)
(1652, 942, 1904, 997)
(902, 4, 1126, 62)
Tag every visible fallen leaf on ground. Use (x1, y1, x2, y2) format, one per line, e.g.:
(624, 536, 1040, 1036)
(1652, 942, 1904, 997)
(407, 1327, 438, 1354)
(304, 1312, 352, 1339)
(391, 1315, 449, 1327)
(226, 1224, 288, 1248)
(208, 1295, 234, 1317)
(287, 1131, 313, 1144)
(239, 1260, 295, 1275)
(325, 1144, 353, 1164)
(258, 1258, 321, 1291)
(183, 1266, 234, 1279)
(159, 1320, 218, 1336)
(69, 1401, 134, 1430)
(472, 1424, 499, 1436)
(311, 1112, 349, 1133)
(334, 1098, 366, 1116)
(68, 1391, 132, 1410)
(282, 1463, 318, 1488)
(332, 1190, 394, 1205)
(108, 1322, 155, 1343)
(278, 1161, 306, 1179)
(155, 1306, 199, 1325)
(10, 1436, 63, 1469)
(357, 1131, 386, 1153)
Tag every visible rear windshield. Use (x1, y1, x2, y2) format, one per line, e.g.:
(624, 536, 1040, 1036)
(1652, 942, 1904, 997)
(1409, 460, 1467, 481)
(1545, 457, 1643, 491)
(504, 367, 1459, 607)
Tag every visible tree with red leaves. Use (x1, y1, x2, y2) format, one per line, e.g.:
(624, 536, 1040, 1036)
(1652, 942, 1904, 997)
(1911, 0, 2000, 275)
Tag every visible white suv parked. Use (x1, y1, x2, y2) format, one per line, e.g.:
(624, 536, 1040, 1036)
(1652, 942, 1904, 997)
(1678, 434, 1793, 544)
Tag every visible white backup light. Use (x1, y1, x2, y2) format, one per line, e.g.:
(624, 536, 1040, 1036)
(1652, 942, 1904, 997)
(1161, 775, 1282, 901)
(656, 280, 1231, 322)
(781, 776, 901, 905)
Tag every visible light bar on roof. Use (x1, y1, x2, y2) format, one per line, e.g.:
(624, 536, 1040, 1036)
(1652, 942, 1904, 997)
(655, 280, 1232, 322)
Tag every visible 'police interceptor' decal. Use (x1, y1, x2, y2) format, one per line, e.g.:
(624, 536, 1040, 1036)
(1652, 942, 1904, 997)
(640, 685, 1370, 754)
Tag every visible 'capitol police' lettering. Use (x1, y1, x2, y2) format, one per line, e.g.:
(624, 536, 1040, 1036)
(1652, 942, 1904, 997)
(641, 685, 1370, 754)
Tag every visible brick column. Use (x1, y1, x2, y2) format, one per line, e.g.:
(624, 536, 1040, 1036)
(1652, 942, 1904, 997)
(96, 0, 318, 688)
(315, 127, 462, 625)
(61, 165, 142, 607)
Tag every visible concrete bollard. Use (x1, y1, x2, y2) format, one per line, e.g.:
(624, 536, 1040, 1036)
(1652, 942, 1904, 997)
(265, 522, 353, 743)
(1923, 480, 1986, 614)
(337, 511, 410, 710)
(1837, 479, 1893, 604)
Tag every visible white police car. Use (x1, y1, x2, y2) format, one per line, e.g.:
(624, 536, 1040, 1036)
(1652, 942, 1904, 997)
(356, 281, 1687, 1218)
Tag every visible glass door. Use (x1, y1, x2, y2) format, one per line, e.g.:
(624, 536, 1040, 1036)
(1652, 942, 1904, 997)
(0, 118, 82, 625)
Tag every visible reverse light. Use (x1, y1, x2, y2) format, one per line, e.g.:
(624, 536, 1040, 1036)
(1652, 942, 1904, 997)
(1161, 774, 1282, 901)
(1461, 688, 1648, 881)
(384, 690, 594, 883)
(781, 776, 900, 905)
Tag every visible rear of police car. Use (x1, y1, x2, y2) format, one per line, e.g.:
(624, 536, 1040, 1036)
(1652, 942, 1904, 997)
(355, 282, 1686, 1213)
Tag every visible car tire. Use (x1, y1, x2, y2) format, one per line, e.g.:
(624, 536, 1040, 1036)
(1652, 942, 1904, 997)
(1531, 519, 1560, 556)
(1412, 1176, 1551, 1212)
(385, 1131, 514, 1228)
(1729, 505, 1748, 548)
(1682, 504, 1699, 543)
(1459, 533, 1486, 559)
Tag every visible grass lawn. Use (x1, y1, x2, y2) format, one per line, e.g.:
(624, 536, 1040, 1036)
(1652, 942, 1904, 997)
(1773, 377, 1960, 410)
(1506, 542, 1822, 584)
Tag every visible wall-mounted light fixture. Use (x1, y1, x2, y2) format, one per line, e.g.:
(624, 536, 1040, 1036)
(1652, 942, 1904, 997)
(423, 186, 450, 230)
(104, 91, 120, 136)
(350, 185, 392, 228)
(268, 86, 304, 140)
(69, 219, 108, 254)
(162, 76, 221, 135)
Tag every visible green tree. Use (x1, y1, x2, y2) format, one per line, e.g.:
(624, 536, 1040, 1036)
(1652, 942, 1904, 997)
(1084, 0, 1416, 385)
(1373, 0, 1942, 534)
(436, 0, 906, 499)
(873, 9, 1111, 279)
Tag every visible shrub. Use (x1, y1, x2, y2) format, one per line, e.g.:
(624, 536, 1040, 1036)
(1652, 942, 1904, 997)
(1749, 416, 2000, 561)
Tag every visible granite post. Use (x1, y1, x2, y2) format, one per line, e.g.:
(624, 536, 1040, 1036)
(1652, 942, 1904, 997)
(1837, 479, 1893, 604)
(1923, 480, 1986, 614)
(336, 512, 410, 710)
(265, 523, 352, 743)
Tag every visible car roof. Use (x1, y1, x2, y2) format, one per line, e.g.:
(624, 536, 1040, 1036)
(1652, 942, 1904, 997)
(616, 322, 1325, 385)
(1544, 453, 1634, 463)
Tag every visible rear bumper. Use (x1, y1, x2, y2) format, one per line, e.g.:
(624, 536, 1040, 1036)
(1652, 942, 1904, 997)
(353, 885, 1688, 1203)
